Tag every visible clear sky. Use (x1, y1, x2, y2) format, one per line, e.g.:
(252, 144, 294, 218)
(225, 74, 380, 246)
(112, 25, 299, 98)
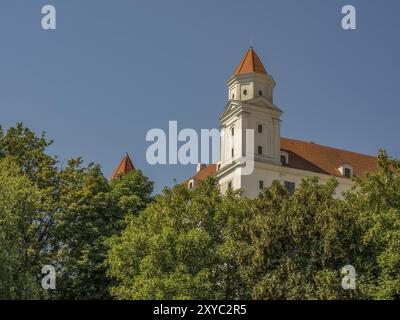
(1, 0, 399, 193)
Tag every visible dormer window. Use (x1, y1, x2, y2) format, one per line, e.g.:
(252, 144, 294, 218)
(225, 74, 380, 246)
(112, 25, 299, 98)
(281, 151, 289, 165)
(339, 164, 353, 178)
(188, 179, 194, 189)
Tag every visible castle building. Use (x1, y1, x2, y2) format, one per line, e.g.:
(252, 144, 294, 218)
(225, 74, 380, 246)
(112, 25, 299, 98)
(185, 47, 377, 198)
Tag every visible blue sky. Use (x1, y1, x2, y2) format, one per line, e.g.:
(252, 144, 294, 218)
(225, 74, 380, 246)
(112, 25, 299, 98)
(1, 0, 399, 193)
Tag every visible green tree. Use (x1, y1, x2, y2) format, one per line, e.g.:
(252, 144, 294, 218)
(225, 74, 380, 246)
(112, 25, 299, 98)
(0, 123, 59, 282)
(106, 178, 250, 299)
(109, 169, 154, 220)
(0, 123, 154, 299)
(0, 158, 41, 299)
(52, 160, 154, 299)
(347, 150, 400, 299)
(242, 178, 362, 300)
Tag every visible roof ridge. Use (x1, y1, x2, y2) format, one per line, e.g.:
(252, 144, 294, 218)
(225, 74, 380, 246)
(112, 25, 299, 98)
(281, 137, 376, 158)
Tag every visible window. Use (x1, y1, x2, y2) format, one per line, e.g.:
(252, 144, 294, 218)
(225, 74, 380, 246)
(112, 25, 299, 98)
(281, 152, 289, 165)
(232, 94, 235, 99)
(259, 180, 264, 190)
(231, 127, 234, 136)
(228, 181, 232, 190)
(344, 167, 352, 178)
(217, 162, 221, 171)
(243, 89, 247, 95)
(188, 180, 193, 189)
(259, 90, 263, 96)
(258, 146, 263, 155)
(231, 148, 234, 158)
(258, 124, 263, 133)
(284, 181, 295, 193)
(339, 165, 353, 178)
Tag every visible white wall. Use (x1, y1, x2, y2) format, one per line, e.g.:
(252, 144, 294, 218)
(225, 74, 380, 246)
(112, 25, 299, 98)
(220, 161, 353, 199)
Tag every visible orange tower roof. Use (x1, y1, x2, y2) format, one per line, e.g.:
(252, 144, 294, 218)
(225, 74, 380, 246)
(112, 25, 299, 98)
(111, 153, 135, 179)
(234, 47, 268, 75)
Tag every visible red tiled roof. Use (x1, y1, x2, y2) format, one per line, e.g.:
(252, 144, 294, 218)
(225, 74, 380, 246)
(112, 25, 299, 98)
(184, 138, 377, 185)
(280, 138, 377, 178)
(183, 164, 217, 188)
(234, 47, 268, 76)
(111, 153, 135, 179)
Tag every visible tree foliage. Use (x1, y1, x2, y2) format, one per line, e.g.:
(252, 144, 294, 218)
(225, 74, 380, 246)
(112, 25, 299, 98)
(0, 158, 41, 299)
(0, 124, 153, 299)
(106, 179, 250, 299)
(107, 152, 400, 300)
(1, 123, 399, 300)
(346, 150, 400, 299)
(243, 178, 361, 299)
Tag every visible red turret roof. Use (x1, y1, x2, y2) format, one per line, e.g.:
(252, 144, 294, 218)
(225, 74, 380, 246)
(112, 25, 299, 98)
(234, 47, 268, 75)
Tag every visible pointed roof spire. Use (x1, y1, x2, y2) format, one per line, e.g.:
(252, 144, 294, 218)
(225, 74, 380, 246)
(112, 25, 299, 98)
(234, 47, 268, 76)
(111, 153, 135, 179)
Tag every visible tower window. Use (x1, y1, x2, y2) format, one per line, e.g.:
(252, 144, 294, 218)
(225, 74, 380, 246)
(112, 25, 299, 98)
(231, 127, 234, 136)
(259, 90, 263, 96)
(284, 181, 295, 193)
(259, 180, 264, 190)
(228, 181, 232, 190)
(243, 89, 247, 95)
(232, 94, 235, 99)
(258, 146, 263, 155)
(231, 148, 234, 158)
(258, 124, 263, 133)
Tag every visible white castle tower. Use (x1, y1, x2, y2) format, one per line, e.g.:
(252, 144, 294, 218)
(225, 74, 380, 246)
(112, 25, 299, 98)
(217, 47, 283, 197)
